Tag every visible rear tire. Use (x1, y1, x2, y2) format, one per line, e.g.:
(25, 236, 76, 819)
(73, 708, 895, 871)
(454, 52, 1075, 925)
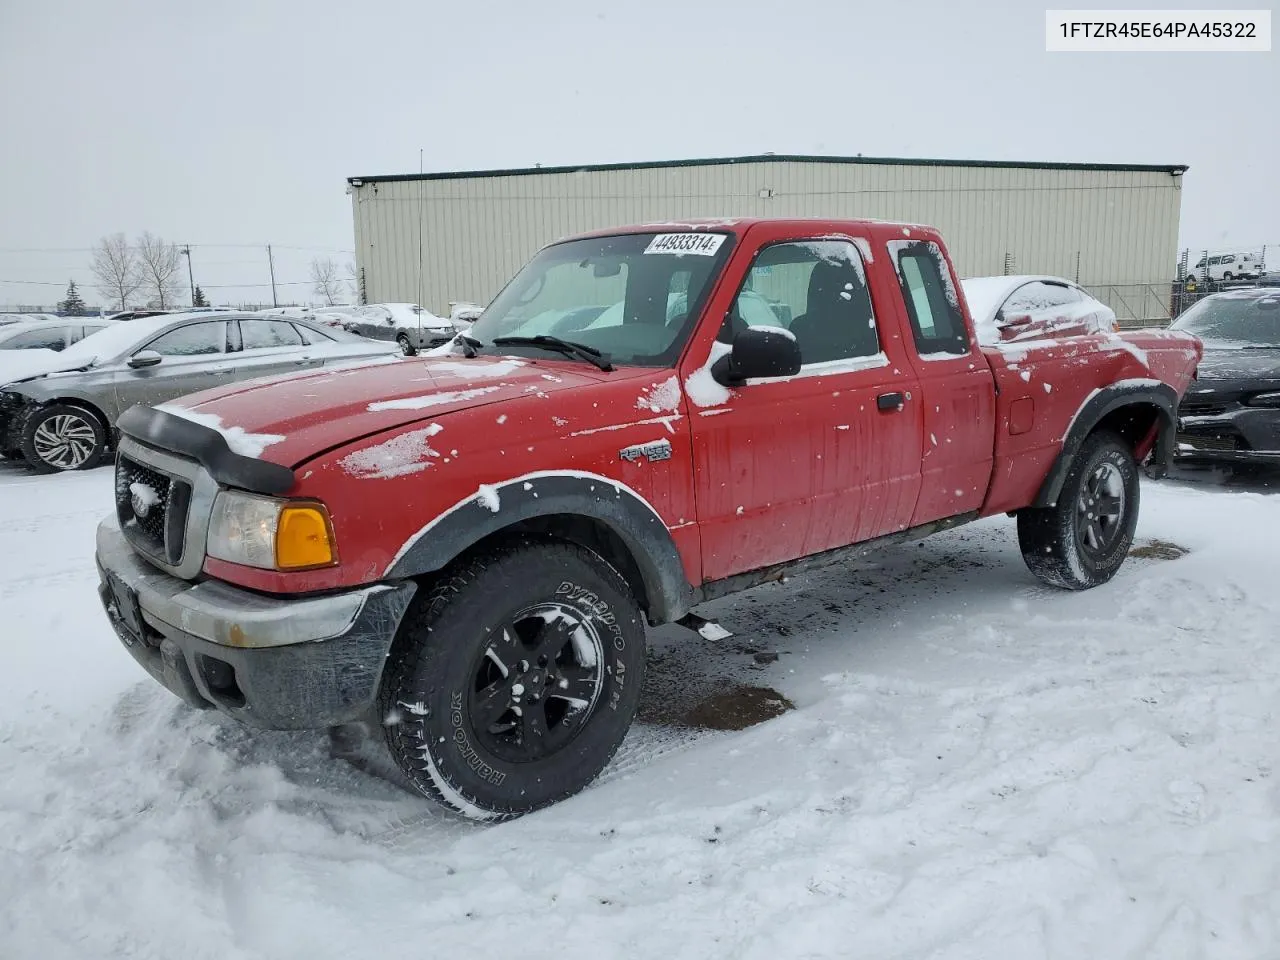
(19, 403, 107, 474)
(1017, 430, 1139, 590)
(379, 539, 646, 820)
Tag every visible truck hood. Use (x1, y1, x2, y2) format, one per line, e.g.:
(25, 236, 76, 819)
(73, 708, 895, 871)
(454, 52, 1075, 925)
(165, 354, 611, 467)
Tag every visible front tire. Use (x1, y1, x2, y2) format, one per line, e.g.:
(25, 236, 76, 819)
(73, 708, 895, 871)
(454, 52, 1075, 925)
(379, 539, 646, 820)
(1017, 430, 1140, 590)
(19, 404, 107, 473)
(396, 334, 417, 356)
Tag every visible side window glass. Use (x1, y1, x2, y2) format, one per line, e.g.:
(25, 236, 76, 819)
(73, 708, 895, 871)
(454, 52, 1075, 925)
(4, 329, 66, 350)
(293, 323, 330, 345)
(240, 319, 304, 349)
(146, 323, 223, 357)
(887, 239, 969, 356)
(720, 239, 880, 365)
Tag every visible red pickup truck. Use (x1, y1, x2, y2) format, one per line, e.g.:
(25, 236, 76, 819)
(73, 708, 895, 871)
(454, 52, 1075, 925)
(96, 219, 1201, 820)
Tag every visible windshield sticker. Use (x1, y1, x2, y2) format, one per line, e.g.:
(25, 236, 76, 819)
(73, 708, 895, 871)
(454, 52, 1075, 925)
(644, 233, 726, 257)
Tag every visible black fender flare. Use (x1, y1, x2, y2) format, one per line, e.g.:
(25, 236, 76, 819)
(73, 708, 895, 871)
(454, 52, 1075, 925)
(1034, 380, 1179, 508)
(385, 471, 694, 624)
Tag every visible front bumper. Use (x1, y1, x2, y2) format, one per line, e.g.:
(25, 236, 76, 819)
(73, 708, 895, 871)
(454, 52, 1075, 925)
(1175, 405, 1280, 463)
(95, 516, 416, 729)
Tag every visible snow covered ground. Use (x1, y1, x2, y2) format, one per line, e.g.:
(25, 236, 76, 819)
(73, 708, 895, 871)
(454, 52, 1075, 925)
(2, 462, 1279, 959)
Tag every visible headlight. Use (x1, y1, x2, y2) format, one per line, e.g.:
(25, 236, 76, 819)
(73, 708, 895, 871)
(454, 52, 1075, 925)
(1246, 391, 1280, 408)
(207, 491, 337, 570)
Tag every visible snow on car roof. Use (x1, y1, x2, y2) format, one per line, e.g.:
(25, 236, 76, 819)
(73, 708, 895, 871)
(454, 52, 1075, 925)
(960, 275, 1079, 345)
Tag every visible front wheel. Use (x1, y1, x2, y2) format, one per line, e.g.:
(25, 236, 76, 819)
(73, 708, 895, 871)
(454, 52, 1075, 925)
(379, 539, 646, 820)
(19, 404, 107, 473)
(1017, 430, 1140, 590)
(396, 334, 417, 356)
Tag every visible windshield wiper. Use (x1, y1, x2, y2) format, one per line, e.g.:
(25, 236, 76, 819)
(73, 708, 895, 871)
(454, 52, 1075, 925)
(492, 335, 614, 371)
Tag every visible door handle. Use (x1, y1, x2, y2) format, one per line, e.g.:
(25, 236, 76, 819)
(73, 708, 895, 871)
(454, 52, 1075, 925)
(876, 392, 905, 411)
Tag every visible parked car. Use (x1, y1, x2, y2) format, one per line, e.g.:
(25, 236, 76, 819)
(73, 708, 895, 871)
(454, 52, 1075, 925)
(343, 303, 455, 355)
(1189, 251, 1265, 283)
(960, 275, 1118, 344)
(448, 301, 486, 330)
(1170, 288, 1280, 463)
(93, 218, 1200, 822)
(0, 317, 113, 352)
(0, 311, 398, 472)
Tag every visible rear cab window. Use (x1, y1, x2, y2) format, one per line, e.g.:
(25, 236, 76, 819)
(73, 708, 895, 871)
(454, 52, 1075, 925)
(887, 239, 970, 359)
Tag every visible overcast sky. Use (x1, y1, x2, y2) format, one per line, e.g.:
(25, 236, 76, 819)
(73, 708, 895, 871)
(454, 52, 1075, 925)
(1, 0, 1275, 309)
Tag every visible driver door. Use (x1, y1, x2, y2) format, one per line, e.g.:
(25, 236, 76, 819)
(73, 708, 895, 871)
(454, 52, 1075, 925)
(685, 228, 924, 583)
(112, 319, 234, 411)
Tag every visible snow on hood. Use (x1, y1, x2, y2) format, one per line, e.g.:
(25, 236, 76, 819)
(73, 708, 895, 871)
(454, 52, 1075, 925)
(0, 348, 70, 388)
(1193, 346, 1280, 382)
(161, 354, 611, 467)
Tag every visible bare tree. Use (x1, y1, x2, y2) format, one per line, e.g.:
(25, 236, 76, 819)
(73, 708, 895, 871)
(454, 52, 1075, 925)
(135, 232, 183, 308)
(311, 256, 344, 305)
(90, 233, 142, 311)
(345, 260, 358, 303)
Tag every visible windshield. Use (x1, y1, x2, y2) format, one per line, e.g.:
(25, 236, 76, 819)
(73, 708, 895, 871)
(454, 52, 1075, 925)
(1171, 293, 1280, 348)
(467, 232, 734, 366)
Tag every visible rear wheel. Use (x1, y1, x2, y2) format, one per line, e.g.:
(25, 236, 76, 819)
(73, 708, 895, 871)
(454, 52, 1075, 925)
(379, 539, 646, 820)
(1017, 430, 1139, 590)
(19, 404, 107, 473)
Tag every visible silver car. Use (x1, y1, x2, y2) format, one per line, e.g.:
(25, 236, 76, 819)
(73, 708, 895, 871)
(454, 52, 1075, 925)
(0, 317, 114, 351)
(0, 311, 398, 473)
(342, 303, 456, 355)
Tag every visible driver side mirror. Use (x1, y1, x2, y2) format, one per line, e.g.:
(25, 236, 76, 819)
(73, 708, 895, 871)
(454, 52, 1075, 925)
(711, 327, 802, 386)
(127, 350, 163, 369)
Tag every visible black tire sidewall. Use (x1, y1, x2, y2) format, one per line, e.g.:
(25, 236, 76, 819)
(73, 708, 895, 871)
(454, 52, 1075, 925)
(20, 404, 106, 473)
(396, 334, 416, 356)
(1061, 433, 1140, 586)
(383, 542, 645, 818)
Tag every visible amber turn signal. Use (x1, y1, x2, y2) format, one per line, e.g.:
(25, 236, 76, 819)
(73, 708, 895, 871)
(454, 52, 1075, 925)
(275, 503, 337, 570)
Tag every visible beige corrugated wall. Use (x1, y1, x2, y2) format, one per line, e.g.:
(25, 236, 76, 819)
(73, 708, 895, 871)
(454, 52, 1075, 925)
(350, 159, 1183, 322)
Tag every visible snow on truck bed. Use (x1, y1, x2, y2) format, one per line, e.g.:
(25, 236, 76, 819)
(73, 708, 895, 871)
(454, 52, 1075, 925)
(2, 462, 1280, 958)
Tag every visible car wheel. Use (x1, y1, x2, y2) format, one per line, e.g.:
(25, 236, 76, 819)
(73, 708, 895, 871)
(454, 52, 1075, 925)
(19, 403, 107, 474)
(396, 334, 417, 356)
(379, 538, 646, 820)
(1016, 430, 1139, 590)
(1223, 272, 1234, 281)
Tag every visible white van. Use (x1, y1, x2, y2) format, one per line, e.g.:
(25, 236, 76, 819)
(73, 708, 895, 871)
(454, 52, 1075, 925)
(1190, 251, 1265, 282)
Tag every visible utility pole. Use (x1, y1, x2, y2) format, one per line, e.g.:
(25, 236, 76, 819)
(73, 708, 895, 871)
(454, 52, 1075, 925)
(266, 244, 278, 307)
(180, 245, 195, 305)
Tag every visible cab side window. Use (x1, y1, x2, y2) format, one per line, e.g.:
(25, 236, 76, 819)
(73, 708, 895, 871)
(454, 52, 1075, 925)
(720, 239, 880, 366)
(889, 240, 969, 356)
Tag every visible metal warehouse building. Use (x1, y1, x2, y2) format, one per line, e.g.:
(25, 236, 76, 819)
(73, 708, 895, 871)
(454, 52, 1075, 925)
(348, 154, 1186, 324)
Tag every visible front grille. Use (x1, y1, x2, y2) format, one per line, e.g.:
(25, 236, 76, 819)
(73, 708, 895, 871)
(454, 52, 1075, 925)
(1176, 432, 1239, 452)
(1180, 400, 1231, 417)
(115, 455, 192, 564)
